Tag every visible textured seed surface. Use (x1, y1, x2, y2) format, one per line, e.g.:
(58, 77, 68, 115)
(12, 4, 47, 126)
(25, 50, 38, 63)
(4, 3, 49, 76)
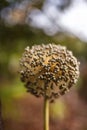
(19, 43, 80, 102)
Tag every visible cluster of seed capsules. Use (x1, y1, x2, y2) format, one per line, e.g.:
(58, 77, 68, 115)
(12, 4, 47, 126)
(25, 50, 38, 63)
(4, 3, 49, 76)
(19, 43, 80, 102)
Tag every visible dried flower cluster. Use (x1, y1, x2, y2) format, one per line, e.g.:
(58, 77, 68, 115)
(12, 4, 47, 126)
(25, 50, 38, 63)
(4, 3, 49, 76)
(19, 44, 80, 101)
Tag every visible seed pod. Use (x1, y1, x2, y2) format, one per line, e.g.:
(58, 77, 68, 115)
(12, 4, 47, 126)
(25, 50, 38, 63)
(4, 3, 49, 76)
(19, 43, 80, 102)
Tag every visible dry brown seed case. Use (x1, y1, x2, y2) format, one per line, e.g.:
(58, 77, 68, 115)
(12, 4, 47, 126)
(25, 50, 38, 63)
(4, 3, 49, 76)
(19, 44, 80, 102)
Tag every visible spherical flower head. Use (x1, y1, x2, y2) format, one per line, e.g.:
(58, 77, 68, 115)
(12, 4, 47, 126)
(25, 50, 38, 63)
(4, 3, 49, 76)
(19, 44, 80, 101)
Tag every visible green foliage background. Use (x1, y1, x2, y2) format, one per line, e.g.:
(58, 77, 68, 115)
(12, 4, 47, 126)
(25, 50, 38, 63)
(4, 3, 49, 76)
(0, 1, 87, 130)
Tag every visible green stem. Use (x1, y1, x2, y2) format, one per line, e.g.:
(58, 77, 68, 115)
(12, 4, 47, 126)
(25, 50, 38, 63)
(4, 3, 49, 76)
(44, 97, 49, 130)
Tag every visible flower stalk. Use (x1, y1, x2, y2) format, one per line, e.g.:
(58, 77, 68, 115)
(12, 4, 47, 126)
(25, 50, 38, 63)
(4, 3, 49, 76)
(44, 97, 49, 130)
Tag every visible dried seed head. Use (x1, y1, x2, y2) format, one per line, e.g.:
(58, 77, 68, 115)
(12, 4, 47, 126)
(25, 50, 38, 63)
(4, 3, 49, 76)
(19, 43, 80, 102)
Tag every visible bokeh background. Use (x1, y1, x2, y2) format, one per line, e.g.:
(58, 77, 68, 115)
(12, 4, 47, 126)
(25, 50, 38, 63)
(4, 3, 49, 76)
(0, 0, 87, 130)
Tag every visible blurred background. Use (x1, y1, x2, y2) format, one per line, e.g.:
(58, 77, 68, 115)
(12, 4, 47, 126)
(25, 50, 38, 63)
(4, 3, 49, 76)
(0, 0, 87, 130)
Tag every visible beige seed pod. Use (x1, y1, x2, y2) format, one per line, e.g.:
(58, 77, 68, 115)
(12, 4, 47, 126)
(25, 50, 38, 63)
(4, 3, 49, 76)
(19, 43, 80, 102)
